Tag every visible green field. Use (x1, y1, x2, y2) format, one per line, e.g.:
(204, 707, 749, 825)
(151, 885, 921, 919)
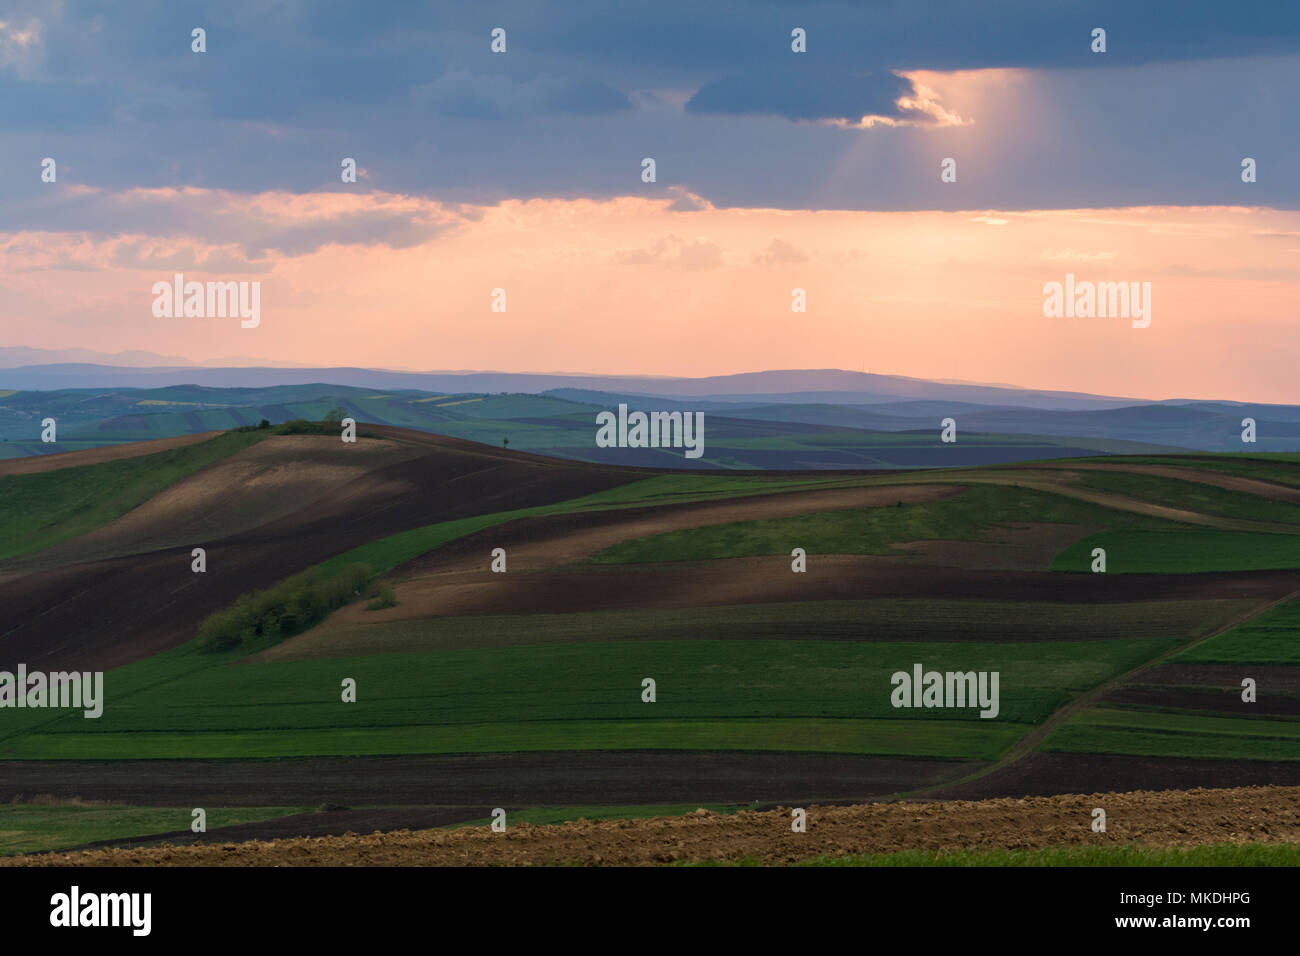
(0, 638, 1178, 761)
(1074, 470, 1300, 524)
(1174, 598, 1300, 664)
(1052, 529, 1300, 574)
(309, 472, 896, 582)
(0, 803, 307, 856)
(5, 718, 1028, 761)
(7, 431, 1300, 835)
(562, 471, 903, 510)
(1039, 595, 1300, 765)
(588, 484, 1176, 565)
(585, 471, 1300, 572)
(1042, 707, 1300, 761)
(0, 429, 271, 561)
(1097, 454, 1300, 488)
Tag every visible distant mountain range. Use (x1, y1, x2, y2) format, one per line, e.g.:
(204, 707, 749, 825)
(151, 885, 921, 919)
(0, 361, 1154, 411)
(2, 352, 1294, 465)
(2, 373, 1297, 468)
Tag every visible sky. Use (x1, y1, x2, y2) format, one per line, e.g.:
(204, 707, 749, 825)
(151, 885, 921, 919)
(2, 1, 1298, 401)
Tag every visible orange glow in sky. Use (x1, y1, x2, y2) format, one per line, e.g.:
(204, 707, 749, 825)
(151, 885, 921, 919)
(3, 191, 1298, 402)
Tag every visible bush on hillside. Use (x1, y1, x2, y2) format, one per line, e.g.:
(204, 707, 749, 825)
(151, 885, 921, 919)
(279, 418, 330, 435)
(195, 562, 372, 652)
(365, 585, 397, 611)
(234, 418, 274, 433)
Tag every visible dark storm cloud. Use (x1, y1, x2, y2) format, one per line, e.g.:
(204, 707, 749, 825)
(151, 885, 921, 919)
(0, 0, 1296, 215)
(686, 69, 914, 122)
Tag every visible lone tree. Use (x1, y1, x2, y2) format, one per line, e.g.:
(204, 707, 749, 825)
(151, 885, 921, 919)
(502, 437, 509, 448)
(324, 406, 346, 425)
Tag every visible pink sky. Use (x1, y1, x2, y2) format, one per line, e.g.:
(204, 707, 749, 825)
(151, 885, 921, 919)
(3, 191, 1299, 402)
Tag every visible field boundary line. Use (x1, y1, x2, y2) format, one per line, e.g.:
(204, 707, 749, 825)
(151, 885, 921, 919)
(890, 583, 1300, 802)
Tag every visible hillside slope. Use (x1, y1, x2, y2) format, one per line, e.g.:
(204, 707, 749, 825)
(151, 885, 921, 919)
(0, 426, 643, 670)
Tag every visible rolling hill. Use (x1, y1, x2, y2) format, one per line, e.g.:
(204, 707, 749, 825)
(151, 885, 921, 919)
(9, 380, 1290, 471)
(1, 424, 1299, 861)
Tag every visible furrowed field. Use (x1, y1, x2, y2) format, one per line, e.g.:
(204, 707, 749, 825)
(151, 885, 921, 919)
(4, 427, 1300, 857)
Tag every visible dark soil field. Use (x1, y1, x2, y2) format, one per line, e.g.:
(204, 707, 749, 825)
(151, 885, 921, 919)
(1034, 461, 1300, 502)
(4, 427, 1300, 865)
(0, 432, 218, 476)
(1102, 686, 1300, 716)
(9, 785, 1298, 867)
(0, 429, 641, 670)
(924, 752, 1300, 799)
(291, 557, 1300, 636)
(0, 752, 971, 808)
(11, 435, 428, 571)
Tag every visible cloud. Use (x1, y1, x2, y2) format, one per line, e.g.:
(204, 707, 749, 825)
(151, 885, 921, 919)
(616, 234, 724, 269)
(0, 231, 271, 274)
(0, 3, 1296, 212)
(0, 187, 466, 258)
(753, 239, 809, 266)
(687, 69, 917, 123)
(1039, 249, 1119, 261)
(412, 69, 630, 119)
(0, 14, 43, 78)
(0, 76, 116, 128)
(109, 240, 271, 274)
(664, 186, 713, 212)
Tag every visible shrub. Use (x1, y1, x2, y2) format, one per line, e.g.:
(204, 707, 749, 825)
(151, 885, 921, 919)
(277, 418, 380, 439)
(195, 562, 373, 652)
(366, 585, 397, 611)
(280, 418, 326, 435)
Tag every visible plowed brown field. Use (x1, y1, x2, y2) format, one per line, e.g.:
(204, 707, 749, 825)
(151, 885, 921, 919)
(1035, 461, 1300, 502)
(9, 436, 428, 572)
(0, 432, 218, 476)
(267, 559, 1300, 662)
(8, 785, 1298, 867)
(0, 429, 642, 670)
